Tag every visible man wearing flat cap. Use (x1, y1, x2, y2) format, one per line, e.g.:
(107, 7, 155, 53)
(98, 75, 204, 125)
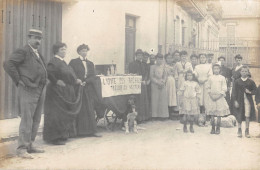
(3, 29, 47, 159)
(69, 44, 101, 137)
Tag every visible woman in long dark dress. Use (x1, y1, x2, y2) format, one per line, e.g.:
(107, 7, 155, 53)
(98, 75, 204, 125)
(128, 49, 150, 122)
(69, 44, 100, 137)
(43, 42, 82, 145)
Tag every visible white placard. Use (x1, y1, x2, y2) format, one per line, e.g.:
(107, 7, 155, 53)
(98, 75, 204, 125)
(100, 76, 142, 98)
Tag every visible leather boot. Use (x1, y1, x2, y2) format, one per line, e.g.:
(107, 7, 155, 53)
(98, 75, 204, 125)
(211, 125, 215, 134)
(245, 128, 250, 138)
(237, 128, 242, 138)
(215, 126, 220, 134)
(190, 122, 194, 133)
(183, 124, 188, 133)
(215, 121, 220, 134)
(210, 118, 215, 134)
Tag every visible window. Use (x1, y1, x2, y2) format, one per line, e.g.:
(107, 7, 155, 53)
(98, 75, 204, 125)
(125, 15, 136, 29)
(227, 25, 235, 37)
(227, 23, 236, 45)
(181, 20, 186, 46)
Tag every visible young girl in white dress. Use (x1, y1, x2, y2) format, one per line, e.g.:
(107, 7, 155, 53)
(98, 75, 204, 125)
(176, 51, 193, 114)
(178, 70, 200, 133)
(207, 64, 230, 134)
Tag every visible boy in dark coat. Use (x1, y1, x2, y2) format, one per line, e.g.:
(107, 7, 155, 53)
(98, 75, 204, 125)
(255, 85, 260, 123)
(232, 66, 257, 138)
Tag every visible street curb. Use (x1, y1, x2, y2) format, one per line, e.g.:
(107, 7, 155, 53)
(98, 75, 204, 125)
(0, 131, 43, 143)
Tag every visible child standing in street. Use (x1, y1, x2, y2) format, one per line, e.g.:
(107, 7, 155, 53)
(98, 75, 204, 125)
(207, 64, 230, 134)
(178, 70, 200, 133)
(255, 85, 260, 123)
(232, 66, 257, 138)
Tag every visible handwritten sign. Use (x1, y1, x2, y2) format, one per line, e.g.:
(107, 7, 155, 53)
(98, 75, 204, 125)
(100, 76, 142, 98)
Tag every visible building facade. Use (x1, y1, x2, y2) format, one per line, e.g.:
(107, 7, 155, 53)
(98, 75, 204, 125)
(0, 0, 223, 119)
(219, 0, 260, 67)
(62, 0, 160, 73)
(218, 0, 260, 84)
(0, 0, 63, 119)
(159, 0, 222, 61)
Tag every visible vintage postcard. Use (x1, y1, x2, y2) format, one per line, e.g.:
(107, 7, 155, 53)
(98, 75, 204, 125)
(0, 0, 260, 169)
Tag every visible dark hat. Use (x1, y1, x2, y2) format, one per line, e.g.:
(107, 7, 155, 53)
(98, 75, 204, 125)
(28, 29, 43, 38)
(155, 53, 164, 59)
(135, 49, 143, 55)
(173, 50, 180, 55)
(207, 53, 214, 57)
(213, 63, 221, 68)
(77, 44, 90, 54)
(218, 56, 226, 61)
(180, 50, 188, 56)
(143, 51, 150, 56)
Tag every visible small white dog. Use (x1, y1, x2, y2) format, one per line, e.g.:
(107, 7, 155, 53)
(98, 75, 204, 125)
(125, 105, 138, 134)
(214, 115, 236, 128)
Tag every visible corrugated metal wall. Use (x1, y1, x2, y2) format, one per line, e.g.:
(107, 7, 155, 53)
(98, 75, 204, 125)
(0, 0, 62, 119)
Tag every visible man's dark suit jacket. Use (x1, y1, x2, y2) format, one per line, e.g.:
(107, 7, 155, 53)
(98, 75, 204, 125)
(3, 45, 47, 87)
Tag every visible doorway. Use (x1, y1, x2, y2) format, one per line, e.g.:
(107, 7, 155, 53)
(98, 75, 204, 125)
(125, 15, 136, 73)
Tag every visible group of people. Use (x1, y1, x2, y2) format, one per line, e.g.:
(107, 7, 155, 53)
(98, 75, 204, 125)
(4, 29, 100, 159)
(128, 48, 259, 137)
(3, 28, 260, 159)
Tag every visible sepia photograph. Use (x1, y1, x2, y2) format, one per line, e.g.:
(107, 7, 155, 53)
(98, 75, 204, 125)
(0, 0, 260, 169)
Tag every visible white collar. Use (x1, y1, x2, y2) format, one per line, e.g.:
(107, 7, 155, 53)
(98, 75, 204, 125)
(79, 56, 87, 61)
(28, 44, 38, 53)
(235, 65, 243, 71)
(241, 77, 248, 81)
(55, 55, 64, 61)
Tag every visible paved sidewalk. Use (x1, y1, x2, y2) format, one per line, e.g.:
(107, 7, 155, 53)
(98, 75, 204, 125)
(0, 115, 44, 143)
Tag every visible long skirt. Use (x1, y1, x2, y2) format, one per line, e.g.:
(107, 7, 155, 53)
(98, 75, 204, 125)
(207, 95, 230, 117)
(198, 81, 211, 113)
(151, 83, 169, 118)
(166, 76, 177, 107)
(136, 84, 151, 122)
(76, 87, 97, 136)
(182, 97, 200, 115)
(43, 84, 82, 142)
